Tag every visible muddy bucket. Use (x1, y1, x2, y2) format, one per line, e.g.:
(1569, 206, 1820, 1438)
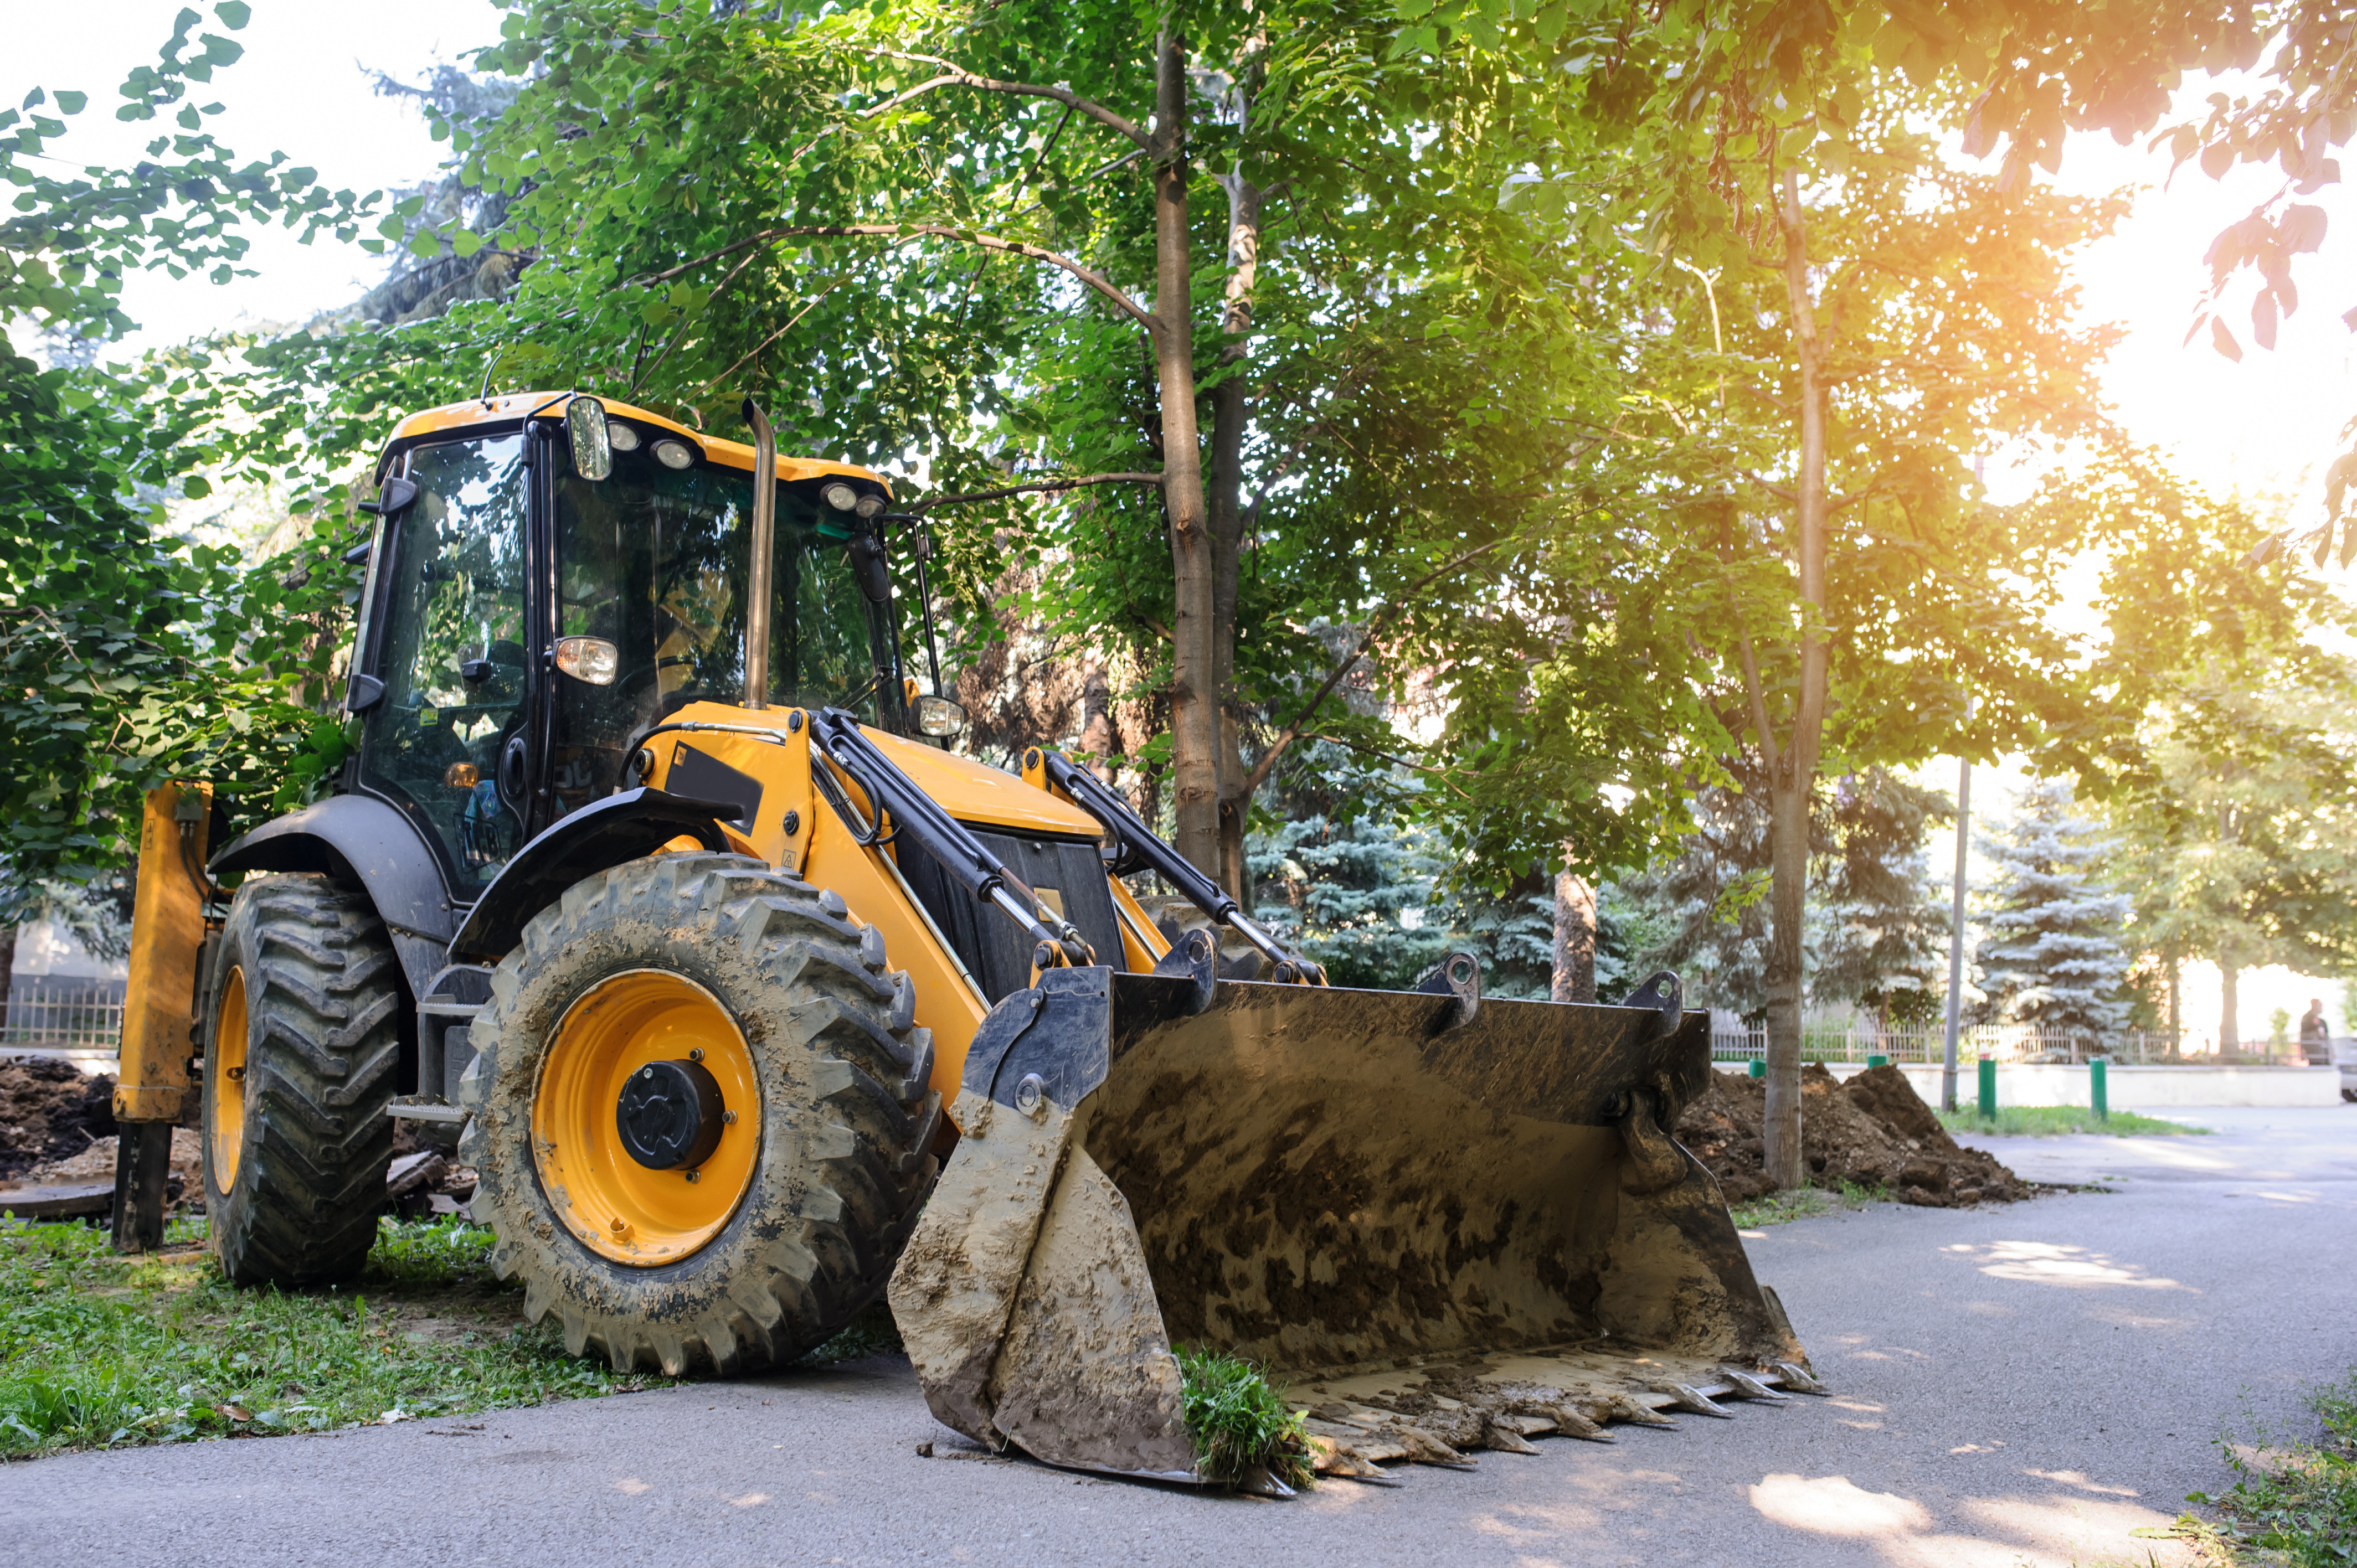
(886, 959, 1813, 1481)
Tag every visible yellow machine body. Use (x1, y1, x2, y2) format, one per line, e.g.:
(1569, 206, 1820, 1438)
(115, 782, 212, 1124)
(136, 390, 1814, 1483)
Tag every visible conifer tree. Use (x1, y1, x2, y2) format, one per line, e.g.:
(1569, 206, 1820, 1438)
(1976, 780, 2131, 1039)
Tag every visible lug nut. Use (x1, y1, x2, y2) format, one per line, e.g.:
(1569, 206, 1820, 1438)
(685, 1168, 701, 1183)
(723, 1110, 738, 1125)
(688, 1047, 704, 1062)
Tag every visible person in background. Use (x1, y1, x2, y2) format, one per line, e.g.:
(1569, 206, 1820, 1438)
(2299, 997, 2332, 1065)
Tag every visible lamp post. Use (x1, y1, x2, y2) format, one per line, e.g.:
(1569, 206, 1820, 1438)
(1942, 745, 1970, 1112)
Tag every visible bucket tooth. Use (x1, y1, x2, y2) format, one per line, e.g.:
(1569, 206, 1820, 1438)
(1773, 1360, 1829, 1395)
(1534, 1403, 1615, 1442)
(1653, 1381, 1736, 1419)
(1603, 1394, 1679, 1429)
(1306, 1433, 1398, 1483)
(1479, 1416, 1542, 1454)
(1234, 1464, 1296, 1498)
(1397, 1425, 1479, 1469)
(1717, 1366, 1789, 1402)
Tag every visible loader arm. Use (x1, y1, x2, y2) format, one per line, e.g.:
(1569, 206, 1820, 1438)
(1020, 746, 1325, 983)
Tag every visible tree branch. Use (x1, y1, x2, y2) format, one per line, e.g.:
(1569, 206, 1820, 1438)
(1241, 538, 1517, 800)
(907, 472, 1163, 515)
(630, 223, 1154, 337)
(693, 274, 853, 396)
(860, 50, 1148, 148)
(630, 237, 772, 396)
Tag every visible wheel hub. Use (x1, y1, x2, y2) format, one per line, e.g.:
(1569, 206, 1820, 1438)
(616, 1059, 725, 1170)
(532, 969, 761, 1265)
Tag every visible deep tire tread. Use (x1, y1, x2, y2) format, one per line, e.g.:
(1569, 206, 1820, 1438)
(466, 853, 940, 1376)
(202, 874, 402, 1287)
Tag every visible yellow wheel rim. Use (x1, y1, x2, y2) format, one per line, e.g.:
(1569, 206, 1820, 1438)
(532, 970, 760, 1265)
(212, 964, 249, 1190)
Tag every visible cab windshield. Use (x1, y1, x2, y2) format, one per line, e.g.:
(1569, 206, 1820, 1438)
(549, 439, 891, 817)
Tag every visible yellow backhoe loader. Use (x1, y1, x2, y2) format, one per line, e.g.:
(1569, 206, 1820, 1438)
(111, 390, 1820, 1486)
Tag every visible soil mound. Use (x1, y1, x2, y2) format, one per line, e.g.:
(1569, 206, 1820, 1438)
(0, 1055, 118, 1180)
(1675, 1061, 2027, 1207)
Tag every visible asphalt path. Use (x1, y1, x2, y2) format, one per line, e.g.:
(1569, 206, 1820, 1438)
(4, 1102, 2351, 1567)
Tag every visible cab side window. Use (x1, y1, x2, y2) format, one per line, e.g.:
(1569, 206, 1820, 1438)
(358, 437, 532, 888)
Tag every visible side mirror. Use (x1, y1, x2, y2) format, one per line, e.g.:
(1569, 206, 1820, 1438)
(566, 395, 613, 482)
(914, 694, 967, 737)
(357, 476, 417, 515)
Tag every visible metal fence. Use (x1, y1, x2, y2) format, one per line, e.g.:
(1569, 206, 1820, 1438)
(1706, 1012, 2312, 1067)
(0, 976, 126, 1053)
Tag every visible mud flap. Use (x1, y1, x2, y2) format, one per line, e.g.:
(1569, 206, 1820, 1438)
(887, 965, 1813, 1480)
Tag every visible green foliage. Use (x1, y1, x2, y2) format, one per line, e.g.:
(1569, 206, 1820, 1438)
(1976, 779, 2132, 1036)
(0, 1215, 663, 1456)
(1621, 768, 1951, 1017)
(1938, 1106, 2207, 1138)
(0, 5, 377, 902)
(2166, 1371, 2357, 1567)
(1727, 1180, 1886, 1229)
(1174, 1345, 1314, 1491)
(1942, 1098, 2196, 1136)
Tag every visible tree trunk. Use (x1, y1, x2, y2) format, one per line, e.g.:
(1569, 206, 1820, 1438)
(1551, 857, 1597, 1003)
(0, 922, 14, 1040)
(1760, 167, 1831, 1193)
(2219, 960, 2240, 1055)
(1208, 170, 1264, 906)
(1151, 32, 1218, 879)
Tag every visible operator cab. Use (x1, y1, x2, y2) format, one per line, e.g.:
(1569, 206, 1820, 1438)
(346, 392, 912, 904)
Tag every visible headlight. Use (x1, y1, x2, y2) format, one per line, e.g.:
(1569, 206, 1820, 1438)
(822, 482, 860, 511)
(653, 440, 696, 470)
(553, 636, 620, 686)
(606, 421, 641, 452)
(854, 493, 884, 519)
(914, 694, 968, 737)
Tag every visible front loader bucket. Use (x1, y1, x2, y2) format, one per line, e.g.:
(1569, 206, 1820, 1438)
(887, 965, 1814, 1482)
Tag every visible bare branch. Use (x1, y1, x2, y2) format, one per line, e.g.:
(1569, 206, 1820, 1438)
(907, 472, 1163, 515)
(861, 49, 1147, 148)
(1241, 538, 1516, 800)
(629, 222, 1154, 337)
(631, 238, 773, 396)
(694, 274, 854, 397)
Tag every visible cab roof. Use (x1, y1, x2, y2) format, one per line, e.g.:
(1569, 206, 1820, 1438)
(381, 391, 890, 488)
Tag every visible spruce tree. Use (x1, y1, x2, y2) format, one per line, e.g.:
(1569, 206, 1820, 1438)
(1976, 779, 2131, 1038)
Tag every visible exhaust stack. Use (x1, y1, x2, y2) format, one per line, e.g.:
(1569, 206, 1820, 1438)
(740, 398, 775, 709)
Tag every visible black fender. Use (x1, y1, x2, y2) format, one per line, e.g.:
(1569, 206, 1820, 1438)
(445, 787, 745, 962)
(210, 793, 456, 1002)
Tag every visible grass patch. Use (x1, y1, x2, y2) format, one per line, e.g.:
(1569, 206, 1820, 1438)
(1938, 1106, 2209, 1137)
(1175, 1345, 1314, 1491)
(0, 1214, 670, 1457)
(1728, 1180, 1887, 1229)
(2146, 1371, 2357, 1565)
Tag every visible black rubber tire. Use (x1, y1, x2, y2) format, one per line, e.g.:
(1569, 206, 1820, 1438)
(200, 873, 403, 1285)
(458, 852, 942, 1375)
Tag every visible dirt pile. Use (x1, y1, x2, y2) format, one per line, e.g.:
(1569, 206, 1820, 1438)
(18, 1129, 203, 1194)
(1675, 1062, 2027, 1207)
(0, 1055, 119, 1180)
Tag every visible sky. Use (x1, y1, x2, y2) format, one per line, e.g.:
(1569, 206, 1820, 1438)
(12, 6, 2353, 1035)
(4, 0, 505, 353)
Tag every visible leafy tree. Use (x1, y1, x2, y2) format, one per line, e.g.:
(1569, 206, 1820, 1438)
(1620, 766, 1950, 1024)
(0, 4, 375, 909)
(2104, 669, 2357, 1051)
(1975, 778, 2132, 1039)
